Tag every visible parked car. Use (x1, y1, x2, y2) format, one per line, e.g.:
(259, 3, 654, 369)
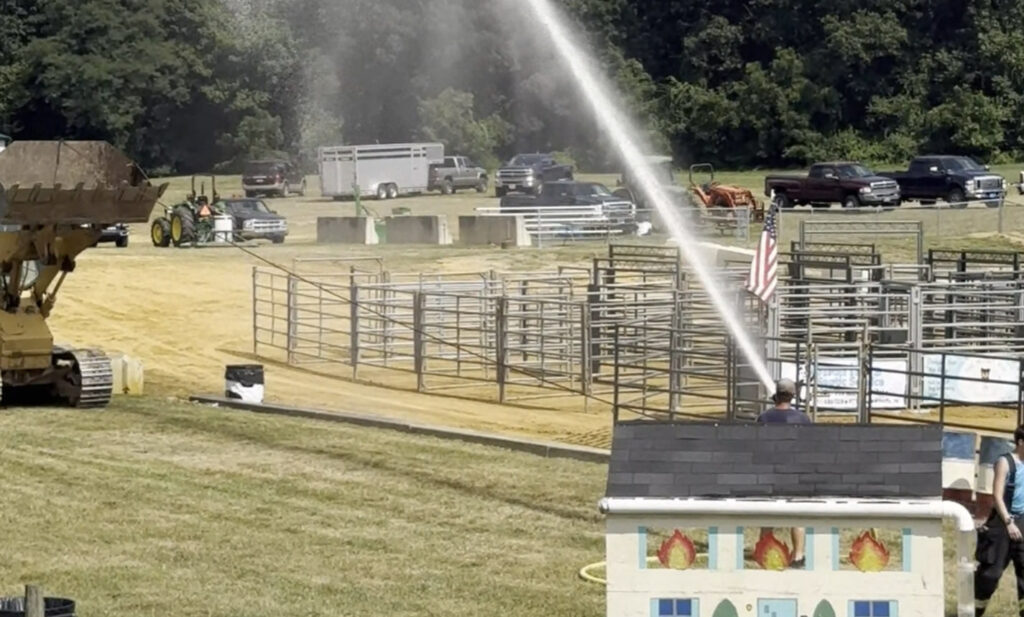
(242, 159, 306, 198)
(220, 198, 288, 244)
(428, 156, 488, 194)
(879, 155, 1006, 208)
(96, 224, 129, 248)
(764, 162, 901, 208)
(500, 180, 636, 223)
(495, 153, 573, 197)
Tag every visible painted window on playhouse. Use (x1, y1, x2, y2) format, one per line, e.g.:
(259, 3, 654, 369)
(642, 527, 712, 570)
(849, 600, 897, 617)
(833, 528, 907, 572)
(740, 527, 809, 570)
(652, 598, 700, 617)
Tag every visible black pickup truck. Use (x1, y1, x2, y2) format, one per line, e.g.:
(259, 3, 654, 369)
(494, 153, 573, 197)
(764, 162, 901, 208)
(879, 156, 1006, 207)
(500, 180, 636, 222)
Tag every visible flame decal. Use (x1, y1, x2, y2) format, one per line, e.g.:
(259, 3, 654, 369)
(657, 530, 697, 569)
(849, 530, 890, 572)
(754, 532, 792, 571)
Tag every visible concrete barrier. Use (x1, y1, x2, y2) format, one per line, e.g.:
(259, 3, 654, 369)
(385, 215, 452, 245)
(458, 215, 531, 247)
(316, 217, 379, 244)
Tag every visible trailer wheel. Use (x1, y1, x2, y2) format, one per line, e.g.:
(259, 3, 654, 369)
(387, 184, 399, 199)
(376, 184, 389, 200)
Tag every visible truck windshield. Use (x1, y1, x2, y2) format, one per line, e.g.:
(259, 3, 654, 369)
(576, 183, 612, 196)
(225, 199, 271, 214)
(509, 155, 547, 166)
(836, 164, 875, 178)
(944, 158, 983, 171)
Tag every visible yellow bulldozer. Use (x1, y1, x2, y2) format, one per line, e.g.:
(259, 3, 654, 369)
(0, 141, 166, 407)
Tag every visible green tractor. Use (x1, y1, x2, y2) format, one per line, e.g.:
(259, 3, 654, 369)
(151, 176, 223, 247)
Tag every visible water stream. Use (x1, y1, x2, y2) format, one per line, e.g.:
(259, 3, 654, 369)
(522, 0, 776, 391)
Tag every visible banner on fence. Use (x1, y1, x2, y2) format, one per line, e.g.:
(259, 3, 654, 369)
(921, 354, 1019, 404)
(781, 358, 907, 410)
(780, 353, 1021, 410)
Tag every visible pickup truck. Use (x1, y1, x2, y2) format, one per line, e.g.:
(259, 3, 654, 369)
(494, 153, 574, 197)
(764, 162, 901, 208)
(428, 156, 488, 194)
(500, 180, 636, 223)
(879, 155, 1006, 207)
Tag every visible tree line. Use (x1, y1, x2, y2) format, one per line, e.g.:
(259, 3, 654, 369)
(2, 0, 1022, 174)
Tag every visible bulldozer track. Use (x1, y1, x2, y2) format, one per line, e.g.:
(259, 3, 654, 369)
(62, 348, 113, 408)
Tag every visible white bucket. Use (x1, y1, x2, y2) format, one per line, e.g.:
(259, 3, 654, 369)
(213, 215, 234, 243)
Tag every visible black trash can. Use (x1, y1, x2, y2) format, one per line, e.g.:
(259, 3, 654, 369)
(225, 364, 265, 403)
(0, 597, 75, 617)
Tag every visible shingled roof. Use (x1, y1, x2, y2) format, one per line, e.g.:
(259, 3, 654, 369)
(606, 422, 942, 499)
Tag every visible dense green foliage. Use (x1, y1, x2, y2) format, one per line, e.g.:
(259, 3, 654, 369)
(2, 0, 1023, 172)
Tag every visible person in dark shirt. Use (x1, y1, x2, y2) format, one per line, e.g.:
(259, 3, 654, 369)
(757, 378, 811, 424)
(758, 378, 811, 568)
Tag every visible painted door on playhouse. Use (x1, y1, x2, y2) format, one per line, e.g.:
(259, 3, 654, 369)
(758, 599, 798, 617)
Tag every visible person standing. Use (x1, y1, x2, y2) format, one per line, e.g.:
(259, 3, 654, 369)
(758, 378, 811, 568)
(976, 426, 1024, 616)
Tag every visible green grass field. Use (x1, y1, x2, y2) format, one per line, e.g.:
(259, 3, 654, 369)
(0, 398, 606, 617)
(0, 398, 1021, 616)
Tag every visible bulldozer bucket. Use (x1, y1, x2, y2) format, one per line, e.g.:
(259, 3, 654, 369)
(0, 141, 167, 225)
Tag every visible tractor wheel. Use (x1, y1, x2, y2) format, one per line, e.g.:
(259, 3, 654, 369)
(170, 207, 196, 246)
(151, 218, 171, 247)
(441, 179, 453, 195)
(376, 184, 389, 200)
(476, 177, 488, 193)
(387, 184, 399, 199)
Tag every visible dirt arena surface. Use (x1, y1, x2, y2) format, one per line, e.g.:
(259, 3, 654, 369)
(52, 175, 1021, 448)
(52, 177, 628, 446)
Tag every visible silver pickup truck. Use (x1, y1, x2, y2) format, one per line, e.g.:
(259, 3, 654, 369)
(428, 156, 488, 194)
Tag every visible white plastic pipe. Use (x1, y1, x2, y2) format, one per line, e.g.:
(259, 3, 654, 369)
(599, 498, 975, 617)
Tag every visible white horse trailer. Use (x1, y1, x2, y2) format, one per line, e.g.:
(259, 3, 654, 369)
(319, 143, 444, 200)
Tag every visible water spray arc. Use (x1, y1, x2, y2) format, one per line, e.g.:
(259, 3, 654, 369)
(521, 0, 775, 392)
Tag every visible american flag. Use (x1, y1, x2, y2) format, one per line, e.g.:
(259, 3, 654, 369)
(746, 197, 779, 303)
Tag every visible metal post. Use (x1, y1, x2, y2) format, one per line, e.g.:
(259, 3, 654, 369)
(908, 285, 923, 411)
(857, 323, 870, 423)
(349, 282, 360, 379)
(496, 297, 508, 403)
(580, 307, 592, 404)
(251, 267, 258, 357)
(413, 292, 425, 392)
(612, 324, 621, 423)
(940, 353, 947, 426)
(999, 199, 1006, 234)
(286, 274, 297, 364)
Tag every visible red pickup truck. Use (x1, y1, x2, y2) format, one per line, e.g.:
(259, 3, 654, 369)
(764, 161, 902, 208)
